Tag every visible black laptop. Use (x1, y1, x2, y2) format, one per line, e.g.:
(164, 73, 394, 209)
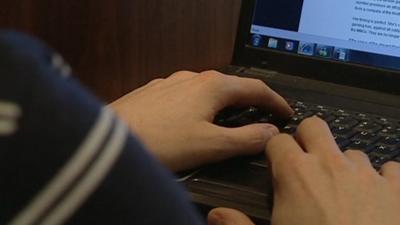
(181, 0, 400, 223)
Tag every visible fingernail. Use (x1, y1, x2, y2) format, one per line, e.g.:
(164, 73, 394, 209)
(264, 124, 279, 136)
(208, 213, 222, 225)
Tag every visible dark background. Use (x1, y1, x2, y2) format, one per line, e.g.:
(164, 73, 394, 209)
(0, 0, 241, 102)
(252, 0, 304, 31)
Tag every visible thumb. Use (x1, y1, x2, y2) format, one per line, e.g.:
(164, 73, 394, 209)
(207, 208, 256, 225)
(219, 123, 279, 156)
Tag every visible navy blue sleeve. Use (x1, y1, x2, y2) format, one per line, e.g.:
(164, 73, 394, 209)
(0, 31, 205, 225)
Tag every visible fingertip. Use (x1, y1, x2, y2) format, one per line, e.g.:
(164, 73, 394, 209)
(281, 98, 295, 117)
(296, 116, 329, 136)
(252, 123, 281, 149)
(208, 209, 223, 225)
(208, 208, 255, 225)
(261, 123, 280, 137)
(296, 116, 340, 156)
(306, 116, 327, 125)
(239, 123, 280, 151)
(215, 123, 280, 157)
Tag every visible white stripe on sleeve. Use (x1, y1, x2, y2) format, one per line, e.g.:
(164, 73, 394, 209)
(8, 107, 113, 225)
(39, 120, 128, 225)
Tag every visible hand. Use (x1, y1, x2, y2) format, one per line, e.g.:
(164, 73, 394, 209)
(109, 70, 293, 171)
(207, 117, 400, 225)
(266, 117, 400, 225)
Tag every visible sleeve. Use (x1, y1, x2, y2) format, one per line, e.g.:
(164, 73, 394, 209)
(0, 31, 205, 225)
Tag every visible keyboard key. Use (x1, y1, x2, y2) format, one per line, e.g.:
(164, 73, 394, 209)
(334, 109, 351, 117)
(354, 121, 382, 133)
(215, 107, 265, 127)
(330, 117, 359, 128)
(374, 117, 395, 126)
(394, 155, 400, 163)
(268, 99, 400, 166)
(371, 145, 400, 158)
(379, 126, 399, 137)
(292, 101, 308, 110)
(293, 107, 306, 113)
(331, 127, 358, 139)
(290, 111, 314, 125)
(311, 105, 334, 113)
(311, 105, 329, 111)
(379, 136, 400, 146)
(368, 153, 391, 169)
(352, 131, 381, 143)
(347, 140, 375, 153)
(315, 111, 336, 122)
(281, 124, 297, 134)
(290, 116, 303, 125)
(334, 136, 351, 150)
(296, 111, 314, 119)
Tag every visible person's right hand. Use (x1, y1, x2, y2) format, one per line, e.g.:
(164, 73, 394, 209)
(266, 117, 400, 225)
(208, 117, 400, 225)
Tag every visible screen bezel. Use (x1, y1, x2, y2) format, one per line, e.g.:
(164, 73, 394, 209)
(233, 0, 400, 95)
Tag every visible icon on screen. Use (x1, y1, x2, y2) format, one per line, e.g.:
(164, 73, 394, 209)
(334, 48, 350, 61)
(316, 45, 334, 58)
(298, 42, 315, 56)
(285, 41, 295, 51)
(268, 38, 278, 49)
(251, 34, 263, 47)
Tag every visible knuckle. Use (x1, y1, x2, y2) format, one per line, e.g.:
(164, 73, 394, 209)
(201, 70, 221, 76)
(197, 71, 227, 86)
(199, 70, 223, 80)
(170, 70, 193, 78)
(297, 117, 329, 135)
(148, 78, 164, 84)
(200, 71, 218, 79)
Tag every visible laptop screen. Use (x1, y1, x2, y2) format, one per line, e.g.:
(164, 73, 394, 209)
(248, 0, 400, 71)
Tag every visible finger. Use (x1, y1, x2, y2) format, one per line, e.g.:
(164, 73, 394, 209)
(201, 71, 293, 118)
(208, 208, 255, 225)
(380, 161, 400, 181)
(266, 133, 305, 167)
(344, 149, 373, 169)
(228, 76, 293, 118)
(295, 117, 342, 158)
(214, 123, 280, 157)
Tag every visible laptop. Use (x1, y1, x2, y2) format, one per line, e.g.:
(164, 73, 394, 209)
(180, 0, 400, 223)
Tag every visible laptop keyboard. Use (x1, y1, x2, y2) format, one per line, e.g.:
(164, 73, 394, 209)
(215, 100, 400, 169)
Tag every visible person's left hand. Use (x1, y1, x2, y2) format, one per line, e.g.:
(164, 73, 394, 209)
(109, 70, 293, 171)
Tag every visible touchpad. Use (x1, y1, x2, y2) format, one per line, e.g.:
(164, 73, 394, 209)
(189, 159, 271, 194)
